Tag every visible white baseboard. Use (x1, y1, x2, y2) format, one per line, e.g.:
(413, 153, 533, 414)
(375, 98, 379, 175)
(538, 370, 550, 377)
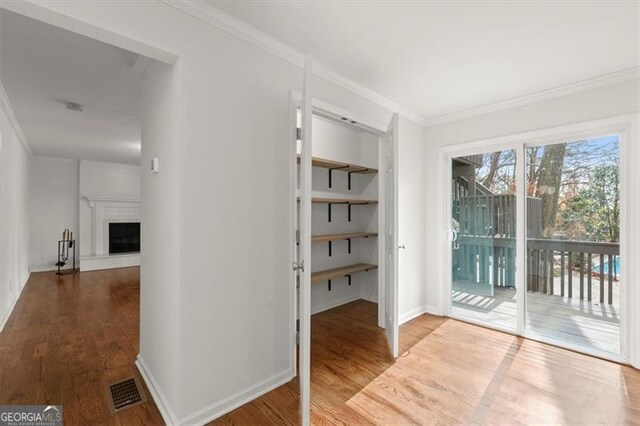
(311, 294, 361, 315)
(179, 369, 293, 425)
(425, 304, 444, 316)
(360, 294, 378, 304)
(399, 305, 428, 325)
(136, 354, 293, 425)
(80, 253, 140, 271)
(135, 355, 179, 425)
(29, 265, 58, 273)
(0, 272, 30, 332)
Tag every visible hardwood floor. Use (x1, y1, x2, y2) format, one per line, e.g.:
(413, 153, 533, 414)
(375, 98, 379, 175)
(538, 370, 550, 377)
(0, 267, 163, 425)
(215, 300, 640, 425)
(2, 270, 639, 425)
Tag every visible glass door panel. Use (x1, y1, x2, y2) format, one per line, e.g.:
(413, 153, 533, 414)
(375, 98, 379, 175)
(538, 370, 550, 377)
(451, 150, 518, 330)
(525, 136, 621, 356)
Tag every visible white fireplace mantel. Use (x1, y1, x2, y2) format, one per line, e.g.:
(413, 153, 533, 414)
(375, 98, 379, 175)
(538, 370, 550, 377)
(80, 195, 141, 271)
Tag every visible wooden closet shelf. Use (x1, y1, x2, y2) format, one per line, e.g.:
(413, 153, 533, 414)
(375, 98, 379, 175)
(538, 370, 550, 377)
(311, 197, 378, 205)
(311, 263, 378, 283)
(311, 232, 378, 243)
(298, 155, 378, 174)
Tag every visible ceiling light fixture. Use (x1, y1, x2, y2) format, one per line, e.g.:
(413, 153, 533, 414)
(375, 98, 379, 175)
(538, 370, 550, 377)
(65, 102, 83, 112)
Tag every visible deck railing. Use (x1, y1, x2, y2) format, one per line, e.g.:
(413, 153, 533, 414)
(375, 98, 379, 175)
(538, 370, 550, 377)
(454, 236, 619, 305)
(453, 193, 619, 305)
(527, 239, 619, 304)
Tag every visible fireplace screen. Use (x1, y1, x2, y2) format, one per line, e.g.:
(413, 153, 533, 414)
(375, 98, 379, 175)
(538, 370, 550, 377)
(109, 222, 140, 254)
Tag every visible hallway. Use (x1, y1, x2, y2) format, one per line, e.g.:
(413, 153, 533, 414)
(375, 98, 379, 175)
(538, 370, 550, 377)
(0, 267, 162, 425)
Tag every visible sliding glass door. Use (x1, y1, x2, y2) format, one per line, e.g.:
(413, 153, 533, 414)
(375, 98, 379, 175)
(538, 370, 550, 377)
(450, 150, 518, 331)
(525, 136, 621, 356)
(448, 132, 622, 359)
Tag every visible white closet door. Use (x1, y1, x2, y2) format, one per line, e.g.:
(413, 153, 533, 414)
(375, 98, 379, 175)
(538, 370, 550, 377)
(385, 113, 400, 358)
(298, 55, 313, 426)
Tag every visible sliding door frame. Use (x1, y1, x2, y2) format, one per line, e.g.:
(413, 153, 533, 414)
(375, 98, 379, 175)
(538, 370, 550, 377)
(439, 114, 638, 365)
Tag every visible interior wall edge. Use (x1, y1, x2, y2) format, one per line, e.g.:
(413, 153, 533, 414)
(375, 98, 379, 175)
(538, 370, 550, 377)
(0, 80, 32, 156)
(135, 355, 179, 425)
(138, 351, 294, 426)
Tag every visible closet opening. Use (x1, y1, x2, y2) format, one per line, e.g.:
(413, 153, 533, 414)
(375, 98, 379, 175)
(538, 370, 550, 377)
(294, 99, 397, 416)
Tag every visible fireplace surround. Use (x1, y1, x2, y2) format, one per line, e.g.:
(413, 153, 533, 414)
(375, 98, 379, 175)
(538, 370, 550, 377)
(80, 195, 141, 271)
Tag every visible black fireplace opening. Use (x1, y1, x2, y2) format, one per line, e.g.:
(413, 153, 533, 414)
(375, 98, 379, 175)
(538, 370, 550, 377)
(109, 222, 140, 254)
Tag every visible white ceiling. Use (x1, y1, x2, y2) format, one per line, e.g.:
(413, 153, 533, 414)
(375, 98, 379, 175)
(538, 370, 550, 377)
(0, 10, 142, 165)
(211, 1, 640, 121)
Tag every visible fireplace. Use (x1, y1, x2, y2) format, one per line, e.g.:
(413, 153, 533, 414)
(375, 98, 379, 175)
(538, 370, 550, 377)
(109, 222, 140, 254)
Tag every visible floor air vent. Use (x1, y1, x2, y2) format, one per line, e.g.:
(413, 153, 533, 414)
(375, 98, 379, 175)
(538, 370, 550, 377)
(107, 377, 146, 413)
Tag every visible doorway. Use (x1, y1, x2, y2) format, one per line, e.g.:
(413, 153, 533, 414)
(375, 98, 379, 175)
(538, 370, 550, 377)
(443, 119, 631, 363)
(292, 82, 399, 424)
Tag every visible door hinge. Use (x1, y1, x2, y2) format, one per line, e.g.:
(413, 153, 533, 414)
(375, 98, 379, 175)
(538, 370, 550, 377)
(296, 127, 302, 141)
(296, 319, 300, 344)
(292, 260, 304, 272)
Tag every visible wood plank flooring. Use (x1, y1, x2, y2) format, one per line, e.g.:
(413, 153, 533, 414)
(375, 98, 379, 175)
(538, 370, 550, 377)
(215, 300, 640, 425)
(0, 268, 163, 425)
(2, 269, 639, 425)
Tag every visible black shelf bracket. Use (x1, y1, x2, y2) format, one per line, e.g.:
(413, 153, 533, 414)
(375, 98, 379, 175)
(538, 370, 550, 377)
(346, 274, 352, 286)
(348, 172, 352, 190)
(328, 240, 332, 257)
(348, 204, 352, 222)
(328, 203, 332, 222)
(328, 279, 332, 291)
(328, 166, 348, 189)
(347, 238, 351, 254)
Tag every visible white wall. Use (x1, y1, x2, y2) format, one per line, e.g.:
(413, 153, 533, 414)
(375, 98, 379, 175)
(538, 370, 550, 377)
(139, 59, 182, 421)
(79, 160, 140, 257)
(28, 156, 79, 271)
(398, 117, 429, 322)
(3, 2, 429, 423)
(0, 103, 30, 331)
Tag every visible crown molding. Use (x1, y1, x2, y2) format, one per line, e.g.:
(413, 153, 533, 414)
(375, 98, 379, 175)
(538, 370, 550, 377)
(160, 0, 430, 126)
(160, 1, 639, 130)
(424, 67, 640, 127)
(0, 80, 33, 157)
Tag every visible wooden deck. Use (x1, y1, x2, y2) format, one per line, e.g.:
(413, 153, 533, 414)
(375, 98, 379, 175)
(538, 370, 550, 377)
(452, 274, 620, 355)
